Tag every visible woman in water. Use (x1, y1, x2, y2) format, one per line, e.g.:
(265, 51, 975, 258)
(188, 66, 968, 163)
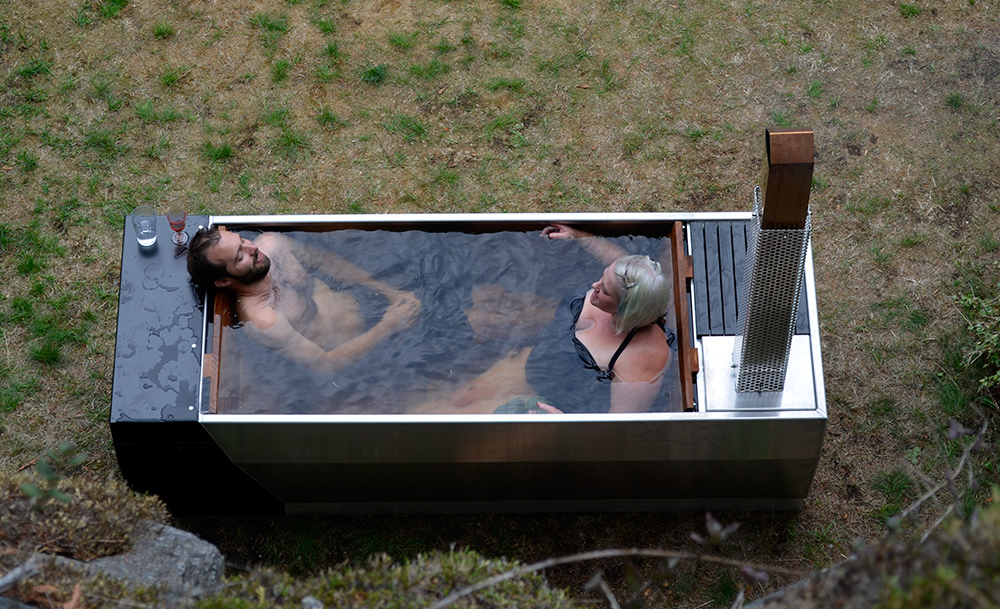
(414, 223, 674, 414)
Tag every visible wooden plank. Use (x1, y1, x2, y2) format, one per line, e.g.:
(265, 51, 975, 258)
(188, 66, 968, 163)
(732, 220, 748, 331)
(208, 293, 228, 414)
(703, 223, 725, 335)
(760, 128, 813, 230)
(688, 222, 710, 337)
(670, 221, 697, 412)
(718, 221, 739, 335)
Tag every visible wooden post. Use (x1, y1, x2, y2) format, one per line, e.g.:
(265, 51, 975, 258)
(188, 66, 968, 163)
(760, 128, 813, 230)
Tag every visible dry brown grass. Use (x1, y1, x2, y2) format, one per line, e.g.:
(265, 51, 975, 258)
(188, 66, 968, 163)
(2, 0, 999, 606)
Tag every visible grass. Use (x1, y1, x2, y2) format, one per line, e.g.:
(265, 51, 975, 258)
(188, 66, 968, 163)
(315, 107, 347, 129)
(360, 63, 389, 84)
(152, 22, 175, 39)
(2, 0, 1000, 606)
(384, 113, 427, 142)
(203, 142, 234, 163)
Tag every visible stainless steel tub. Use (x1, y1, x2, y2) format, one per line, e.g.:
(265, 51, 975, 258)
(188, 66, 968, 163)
(187, 213, 826, 512)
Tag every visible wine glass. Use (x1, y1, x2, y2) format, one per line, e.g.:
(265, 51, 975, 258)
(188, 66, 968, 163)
(167, 207, 188, 246)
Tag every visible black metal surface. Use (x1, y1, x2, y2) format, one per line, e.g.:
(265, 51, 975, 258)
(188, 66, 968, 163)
(690, 220, 809, 337)
(110, 214, 208, 423)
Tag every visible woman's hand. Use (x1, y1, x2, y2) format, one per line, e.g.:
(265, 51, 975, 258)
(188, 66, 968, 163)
(531, 402, 564, 414)
(541, 224, 588, 240)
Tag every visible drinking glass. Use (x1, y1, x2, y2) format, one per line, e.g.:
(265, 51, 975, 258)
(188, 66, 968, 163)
(167, 207, 188, 246)
(132, 205, 157, 246)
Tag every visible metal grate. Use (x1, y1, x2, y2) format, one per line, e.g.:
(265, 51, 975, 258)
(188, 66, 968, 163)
(732, 187, 811, 392)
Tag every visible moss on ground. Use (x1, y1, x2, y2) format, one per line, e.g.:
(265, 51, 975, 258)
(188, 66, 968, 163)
(0, 471, 168, 561)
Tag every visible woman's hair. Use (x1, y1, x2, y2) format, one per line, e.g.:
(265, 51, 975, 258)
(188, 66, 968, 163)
(186, 227, 227, 287)
(609, 255, 671, 334)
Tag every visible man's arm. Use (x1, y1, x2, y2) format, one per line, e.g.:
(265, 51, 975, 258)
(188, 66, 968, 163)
(244, 300, 418, 375)
(541, 223, 628, 265)
(272, 233, 413, 303)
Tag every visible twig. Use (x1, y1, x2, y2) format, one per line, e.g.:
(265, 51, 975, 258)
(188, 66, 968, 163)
(920, 503, 956, 545)
(428, 548, 807, 609)
(0, 555, 42, 594)
(584, 572, 621, 609)
(895, 421, 988, 541)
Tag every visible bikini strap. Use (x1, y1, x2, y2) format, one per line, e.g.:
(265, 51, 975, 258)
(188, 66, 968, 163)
(607, 326, 641, 373)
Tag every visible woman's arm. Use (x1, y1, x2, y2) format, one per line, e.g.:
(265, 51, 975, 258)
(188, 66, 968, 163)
(541, 223, 628, 265)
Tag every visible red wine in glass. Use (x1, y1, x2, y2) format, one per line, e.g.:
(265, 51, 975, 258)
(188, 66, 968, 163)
(167, 208, 188, 245)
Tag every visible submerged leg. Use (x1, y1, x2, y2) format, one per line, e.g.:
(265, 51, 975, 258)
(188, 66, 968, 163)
(409, 347, 534, 414)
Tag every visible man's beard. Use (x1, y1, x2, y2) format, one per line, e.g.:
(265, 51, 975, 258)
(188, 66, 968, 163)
(232, 253, 271, 284)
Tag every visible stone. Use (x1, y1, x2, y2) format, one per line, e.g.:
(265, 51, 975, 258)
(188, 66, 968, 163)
(63, 520, 224, 603)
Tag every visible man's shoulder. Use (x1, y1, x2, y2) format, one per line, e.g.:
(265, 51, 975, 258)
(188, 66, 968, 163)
(254, 231, 287, 251)
(237, 296, 280, 330)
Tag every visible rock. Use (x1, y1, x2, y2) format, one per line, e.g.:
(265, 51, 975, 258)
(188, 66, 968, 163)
(62, 520, 224, 603)
(301, 596, 324, 609)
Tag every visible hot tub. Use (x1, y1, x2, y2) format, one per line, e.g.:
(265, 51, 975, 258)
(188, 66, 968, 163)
(110, 212, 826, 514)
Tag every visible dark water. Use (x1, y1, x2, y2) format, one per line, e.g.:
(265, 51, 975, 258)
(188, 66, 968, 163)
(217, 229, 681, 414)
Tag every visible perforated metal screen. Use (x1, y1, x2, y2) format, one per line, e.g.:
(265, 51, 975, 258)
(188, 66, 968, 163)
(733, 189, 812, 392)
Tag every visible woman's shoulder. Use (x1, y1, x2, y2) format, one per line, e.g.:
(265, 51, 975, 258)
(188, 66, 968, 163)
(614, 325, 671, 382)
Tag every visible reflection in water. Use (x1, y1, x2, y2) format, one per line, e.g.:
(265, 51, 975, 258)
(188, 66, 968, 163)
(217, 230, 680, 414)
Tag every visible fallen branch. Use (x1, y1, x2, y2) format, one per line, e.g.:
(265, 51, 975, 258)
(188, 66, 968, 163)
(429, 548, 807, 609)
(0, 555, 42, 594)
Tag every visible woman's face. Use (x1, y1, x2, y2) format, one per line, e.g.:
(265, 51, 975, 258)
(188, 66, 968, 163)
(590, 264, 621, 314)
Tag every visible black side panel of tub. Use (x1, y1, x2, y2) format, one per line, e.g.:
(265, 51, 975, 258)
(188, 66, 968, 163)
(112, 422, 283, 515)
(689, 220, 809, 337)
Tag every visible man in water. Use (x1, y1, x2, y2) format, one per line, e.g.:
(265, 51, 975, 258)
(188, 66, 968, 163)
(187, 226, 420, 375)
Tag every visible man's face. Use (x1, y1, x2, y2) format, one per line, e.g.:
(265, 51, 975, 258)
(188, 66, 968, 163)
(208, 228, 271, 286)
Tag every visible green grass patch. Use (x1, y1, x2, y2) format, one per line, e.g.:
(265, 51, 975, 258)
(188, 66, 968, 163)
(899, 3, 921, 18)
(273, 129, 310, 158)
(900, 233, 927, 247)
(0, 375, 38, 413)
(388, 31, 417, 50)
(90, 74, 124, 110)
(17, 151, 39, 172)
(313, 17, 337, 35)
(249, 12, 289, 51)
(12, 57, 53, 81)
(384, 113, 427, 142)
(844, 194, 892, 217)
(871, 469, 914, 521)
(769, 110, 792, 127)
(134, 101, 183, 122)
(83, 129, 127, 159)
(315, 107, 347, 129)
(485, 77, 525, 93)
(203, 142, 234, 162)
(152, 22, 175, 39)
(262, 105, 291, 127)
(159, 66, 188, 88)
(272, 56, 300, 83)
(360, 64, 388, 85)
(432, 38, 457, 54)
(409, 57, 450, 79)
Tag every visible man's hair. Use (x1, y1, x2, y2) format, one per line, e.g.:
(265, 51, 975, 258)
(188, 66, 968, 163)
(609, 254, 671, 334)
(186, 227, 227, 287)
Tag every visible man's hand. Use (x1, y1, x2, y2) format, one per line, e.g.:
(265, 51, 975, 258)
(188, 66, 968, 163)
(382, 292, 420, 331)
